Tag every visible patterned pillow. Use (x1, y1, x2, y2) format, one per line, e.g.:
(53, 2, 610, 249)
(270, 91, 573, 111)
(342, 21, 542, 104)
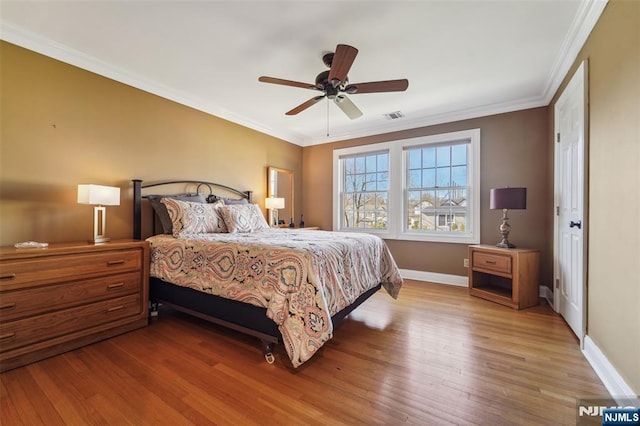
(147, 193, 206, 234)
(219, 204, 270, 233)
(161, 198, 227, 236)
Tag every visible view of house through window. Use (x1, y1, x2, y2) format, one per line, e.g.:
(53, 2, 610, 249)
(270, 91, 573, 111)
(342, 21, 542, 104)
(406, 142, 468, 233)
(334, 129, 480, 244)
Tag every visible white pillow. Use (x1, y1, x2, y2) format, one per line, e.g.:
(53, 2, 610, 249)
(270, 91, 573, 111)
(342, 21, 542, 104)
(219, 204, 270, 233)
(161, 198, 227, 236)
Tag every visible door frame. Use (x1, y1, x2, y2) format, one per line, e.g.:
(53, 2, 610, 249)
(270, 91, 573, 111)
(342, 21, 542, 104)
(553, 60, 589, 347)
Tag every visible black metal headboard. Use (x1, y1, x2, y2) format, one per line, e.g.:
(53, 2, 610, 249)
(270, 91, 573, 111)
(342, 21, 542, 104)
(132, 179, 253, 240)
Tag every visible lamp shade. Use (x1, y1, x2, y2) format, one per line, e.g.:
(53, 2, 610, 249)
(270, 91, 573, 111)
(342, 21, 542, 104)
(77, 184, 120, 206)
(265, 197, 285, 210)
(490, 187, 526, 210)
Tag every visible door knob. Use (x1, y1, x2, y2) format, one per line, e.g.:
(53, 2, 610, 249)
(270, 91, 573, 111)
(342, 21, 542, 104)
(570, 220, 582, 229)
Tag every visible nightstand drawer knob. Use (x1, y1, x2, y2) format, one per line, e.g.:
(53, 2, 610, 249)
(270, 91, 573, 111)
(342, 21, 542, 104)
(107, 305, 125, 313)
(0, 273, 16, 280)
(106, 260, 126, 266)
(485, 260, 497, 265)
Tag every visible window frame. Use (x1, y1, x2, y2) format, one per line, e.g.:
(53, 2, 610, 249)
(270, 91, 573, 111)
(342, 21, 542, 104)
(333, 128, 481, 244)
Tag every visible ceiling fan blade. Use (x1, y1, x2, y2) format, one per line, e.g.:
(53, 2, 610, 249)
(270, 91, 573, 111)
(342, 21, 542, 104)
(345, 79, 409, 94)
(286, 95, 325, 115)
(328, 44, 358, 87)
(259, 76, 318, 90)
(334, 95, 363, 120)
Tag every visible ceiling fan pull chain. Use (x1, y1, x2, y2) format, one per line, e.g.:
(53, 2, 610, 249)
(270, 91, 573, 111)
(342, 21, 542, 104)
(326, 98, 330, 137)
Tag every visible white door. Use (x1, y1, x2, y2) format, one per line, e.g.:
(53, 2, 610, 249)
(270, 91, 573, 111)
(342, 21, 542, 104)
(554, 61, 588, 344)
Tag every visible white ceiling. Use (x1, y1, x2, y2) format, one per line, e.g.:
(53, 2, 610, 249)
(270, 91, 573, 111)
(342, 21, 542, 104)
(0, 1, 607, 146)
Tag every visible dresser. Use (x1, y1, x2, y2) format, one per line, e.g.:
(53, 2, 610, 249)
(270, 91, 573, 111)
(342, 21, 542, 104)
(468, 244, 540, 310)
(0, 240, 149, 372)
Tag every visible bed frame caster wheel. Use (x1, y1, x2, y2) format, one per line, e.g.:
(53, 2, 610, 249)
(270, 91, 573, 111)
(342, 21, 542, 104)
(265, 352, 275, 364)
(261, 340, 276, 364)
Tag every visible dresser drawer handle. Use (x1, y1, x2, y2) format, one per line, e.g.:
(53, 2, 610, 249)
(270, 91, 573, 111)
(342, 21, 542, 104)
(106, 260, 126, 266)
(0, 273, 16, 280)
(107, 282, 125, 290)
(484, 260, 497, 265)
(0, 303, 16, 310)
(0, 332, 16, 341)
(107, 305, 125, 313)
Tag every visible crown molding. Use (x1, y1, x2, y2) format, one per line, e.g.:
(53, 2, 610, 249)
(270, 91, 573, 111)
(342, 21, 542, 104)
(542, 0, 608, 103)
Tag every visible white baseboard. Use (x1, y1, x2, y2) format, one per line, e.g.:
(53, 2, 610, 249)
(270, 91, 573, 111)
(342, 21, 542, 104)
(539, 285, 554, 307)
(582, 336, 637, 400)
(398, 269, 467, 287)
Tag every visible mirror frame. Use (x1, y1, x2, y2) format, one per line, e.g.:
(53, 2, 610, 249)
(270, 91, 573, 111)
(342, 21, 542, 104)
(267, 166, 294, 225)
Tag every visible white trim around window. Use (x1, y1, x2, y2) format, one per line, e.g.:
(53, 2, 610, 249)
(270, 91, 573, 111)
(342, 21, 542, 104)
(333, 128, 481, 244)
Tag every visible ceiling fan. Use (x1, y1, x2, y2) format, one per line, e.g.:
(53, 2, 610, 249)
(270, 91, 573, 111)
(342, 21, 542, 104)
(258, 44, 409, 120)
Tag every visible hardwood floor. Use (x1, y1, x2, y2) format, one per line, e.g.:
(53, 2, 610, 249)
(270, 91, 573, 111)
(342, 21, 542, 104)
(1, 280, 608, 425)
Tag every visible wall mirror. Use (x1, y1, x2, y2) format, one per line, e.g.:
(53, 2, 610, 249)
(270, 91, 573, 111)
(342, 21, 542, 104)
(267, 167, 294, 225)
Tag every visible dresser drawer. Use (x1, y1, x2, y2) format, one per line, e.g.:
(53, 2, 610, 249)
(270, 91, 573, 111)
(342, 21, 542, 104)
(0, 294, 141, 353)
(0, 272, 141, 322)
(472, 251, 512, 275)
(0, 249, 142, 290)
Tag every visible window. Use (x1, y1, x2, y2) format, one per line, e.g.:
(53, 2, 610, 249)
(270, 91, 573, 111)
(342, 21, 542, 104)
(341, 151, 389, 229)
(333, 129, 480, 244)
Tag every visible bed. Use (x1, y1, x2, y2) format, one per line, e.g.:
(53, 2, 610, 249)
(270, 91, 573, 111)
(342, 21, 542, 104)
(132, 179, 403, 367)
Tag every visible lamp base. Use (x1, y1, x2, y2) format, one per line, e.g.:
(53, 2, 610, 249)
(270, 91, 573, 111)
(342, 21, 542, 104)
(497, 209, 516, 248)
(496, 241, 516, 249)
(90, 237, 110, 244)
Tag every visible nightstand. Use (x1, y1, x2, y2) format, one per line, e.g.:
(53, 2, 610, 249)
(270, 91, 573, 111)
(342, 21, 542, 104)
(0, 239, 149, 372)
(468, 244, 540, 310)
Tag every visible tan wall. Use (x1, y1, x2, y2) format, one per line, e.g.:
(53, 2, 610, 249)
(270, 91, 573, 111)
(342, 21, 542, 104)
(302, 107, 551, 282)
(550, 0, 639, 394)
(0, 42, 302, 245)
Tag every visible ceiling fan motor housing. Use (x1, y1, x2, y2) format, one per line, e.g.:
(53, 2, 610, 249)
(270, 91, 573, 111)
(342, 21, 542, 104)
(315, 70, 345, 98)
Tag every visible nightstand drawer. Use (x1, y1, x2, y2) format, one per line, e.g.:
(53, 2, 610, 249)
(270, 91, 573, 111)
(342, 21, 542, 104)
(0, 272, 141, 322)
(0, 294, 141, 353)
(472, 251, 512, 275)
(0, 249, 142, 290)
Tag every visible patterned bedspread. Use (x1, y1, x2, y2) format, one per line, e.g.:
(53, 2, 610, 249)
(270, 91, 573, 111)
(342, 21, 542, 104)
(147, 229, 403, 367)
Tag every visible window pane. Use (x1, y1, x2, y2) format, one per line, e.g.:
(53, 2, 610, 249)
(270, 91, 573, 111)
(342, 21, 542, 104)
(366, 155, 377, 173)
(423, 148, 435, 168)
(408, 170, 421, 189)
(452, 144, 467, 165)
(408, 150, 421, 170)
(355, 157, 365, 173)
(377, 173, 389, 190)
(451, 165, 467, 187)
(422, 168, 435, 187)
(436, 146, 450, 167)
(436, 167, 450, 187)
(377, 154, 388, 172)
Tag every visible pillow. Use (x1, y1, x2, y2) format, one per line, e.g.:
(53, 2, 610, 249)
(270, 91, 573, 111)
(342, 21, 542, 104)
(221, 197, 249, 205)
(147, 193, 206, 234)
(219, 204, 270, 233)
(161, 198, 227, 236)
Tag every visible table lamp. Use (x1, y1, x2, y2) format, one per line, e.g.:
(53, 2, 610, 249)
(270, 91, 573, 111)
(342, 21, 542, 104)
(265, 197, 285, 227)
(490, 187, 527, 248)
(78, 184, 121, 243)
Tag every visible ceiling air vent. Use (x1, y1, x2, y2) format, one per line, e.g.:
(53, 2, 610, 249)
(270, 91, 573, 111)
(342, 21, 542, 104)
(384, 111, 405, 120)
